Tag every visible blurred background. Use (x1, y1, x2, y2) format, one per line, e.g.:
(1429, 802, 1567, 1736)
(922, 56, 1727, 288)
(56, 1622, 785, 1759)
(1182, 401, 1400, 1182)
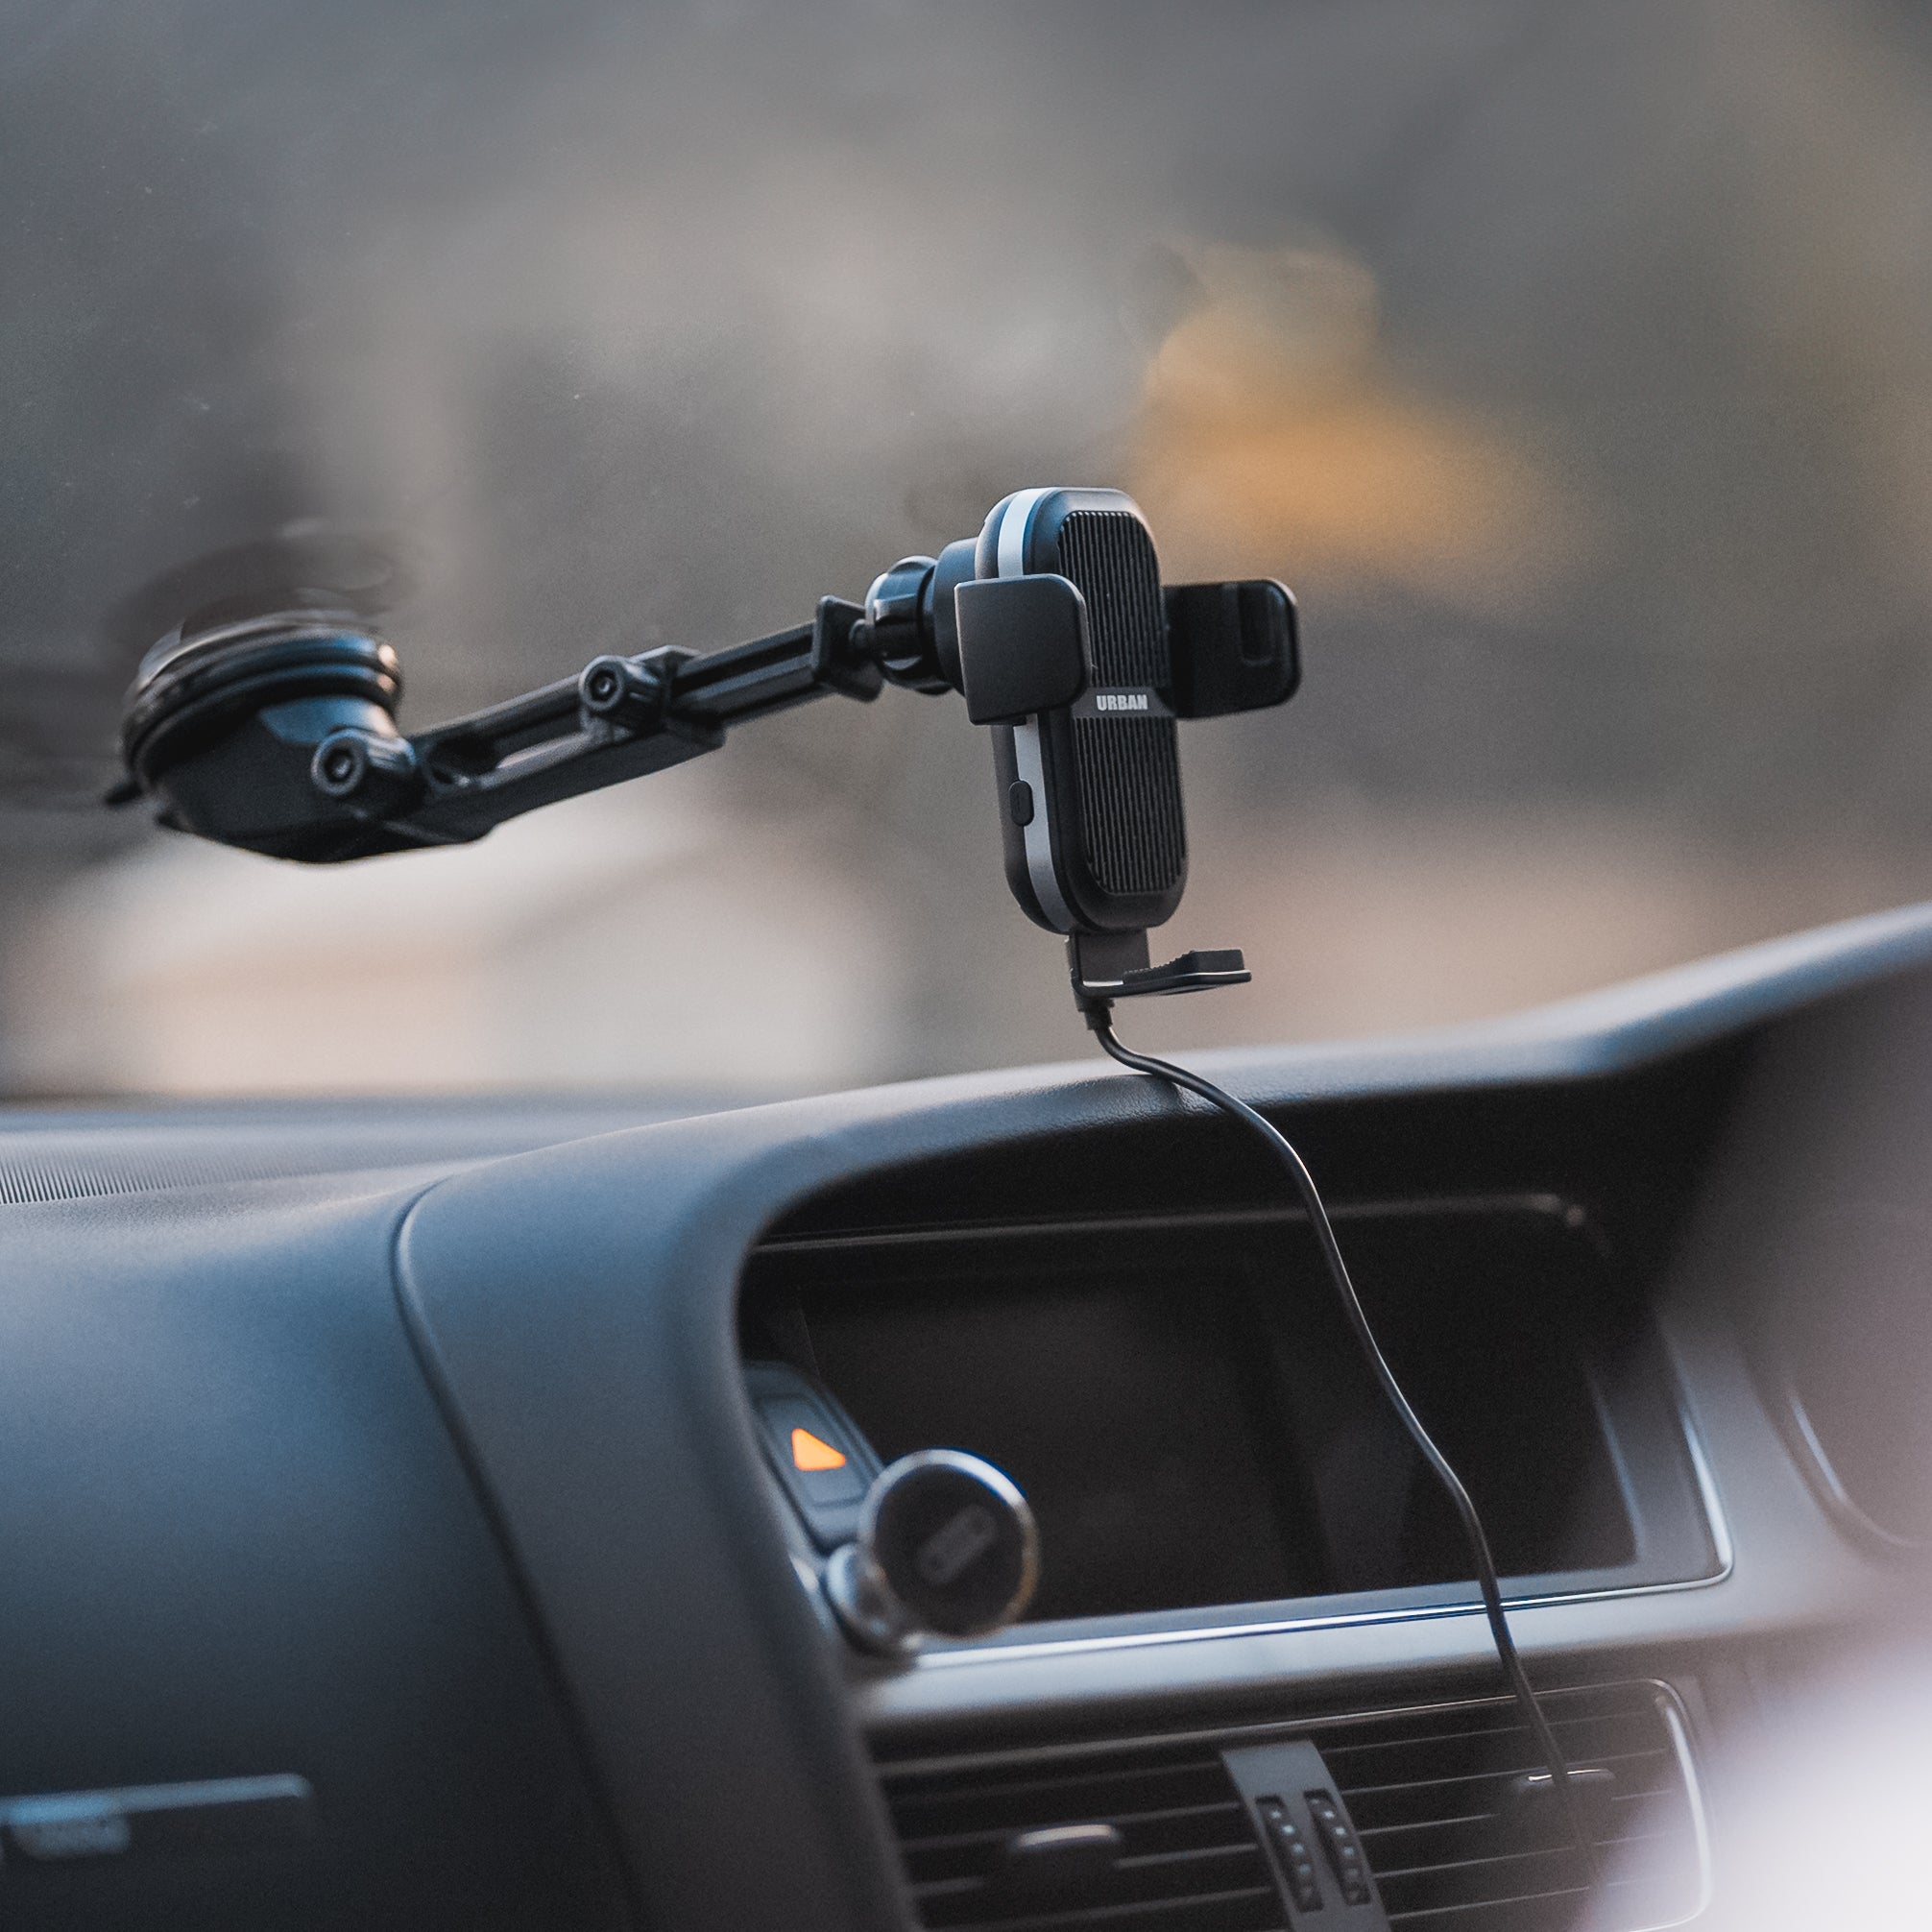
(6, 0, 1932, 1097)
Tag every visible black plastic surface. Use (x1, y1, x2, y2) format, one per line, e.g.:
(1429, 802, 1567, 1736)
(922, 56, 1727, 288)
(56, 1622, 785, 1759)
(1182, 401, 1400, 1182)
(1224, 1741, 1388, 1928)
(1164, 579, 1301, 719)
(0, 1176, 631, 1930)
(954, 575, 1092, 725)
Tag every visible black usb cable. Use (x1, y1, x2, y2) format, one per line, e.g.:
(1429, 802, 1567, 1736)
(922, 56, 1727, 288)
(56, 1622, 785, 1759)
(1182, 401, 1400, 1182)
(1089, 1008, 1600, 1878)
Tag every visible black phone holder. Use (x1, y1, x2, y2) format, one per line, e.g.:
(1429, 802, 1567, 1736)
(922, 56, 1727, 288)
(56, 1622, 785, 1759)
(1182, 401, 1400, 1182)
(942, 552, 1296, 1013)
(109, 489, 1299, 1015)
(953, 572, 1297, 729)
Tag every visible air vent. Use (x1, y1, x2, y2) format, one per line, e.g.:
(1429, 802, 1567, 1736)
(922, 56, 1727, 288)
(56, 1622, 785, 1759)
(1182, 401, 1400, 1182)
(1323, 1683, 1704, 1932)
(880, 1735, 1286, 1931)
(875, 1683, 1705, 1932)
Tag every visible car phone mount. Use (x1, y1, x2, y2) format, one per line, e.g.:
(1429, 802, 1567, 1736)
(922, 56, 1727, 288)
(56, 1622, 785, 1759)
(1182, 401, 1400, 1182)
(109, 488, 1298, 1012)
(109, 499, 1594, 1833)
(823, 1449, 1040, 1654)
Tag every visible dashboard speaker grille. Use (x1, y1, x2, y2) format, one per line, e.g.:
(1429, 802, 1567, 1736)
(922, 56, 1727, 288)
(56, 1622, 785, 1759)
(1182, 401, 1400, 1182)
(875, 1682, 1705, 1932)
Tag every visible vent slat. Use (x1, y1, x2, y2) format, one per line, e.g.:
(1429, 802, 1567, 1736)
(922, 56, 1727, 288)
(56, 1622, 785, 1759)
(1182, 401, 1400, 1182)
(919, 1843, 1268, 1900)
(892, 1761, 1234, 1837)
(1340, 1743, 1670, 1800)
(1117, 1846, 1274, 1875)
(1378, 1840, 1696, 1917)
(1357, 1783, 1682, 1865)
(1388, 1870, 1695, 1932)
(916, 1875, 994, 1903)
(1338, 1747, 1673, 1832)
(1376, 1823, 1691, 1885)
(926, 1885, 1284, 1932)
(914, 1848, 1275, 1926)
(1324, 1713, 1664, 1787)
(902, 1799, 1249, 1856)
(901, 1804, 1256, 1887)
(1387, 1881, 1589, 1930)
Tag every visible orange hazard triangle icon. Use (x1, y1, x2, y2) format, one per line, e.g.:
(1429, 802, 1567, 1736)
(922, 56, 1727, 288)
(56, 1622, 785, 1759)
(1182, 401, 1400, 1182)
(790, 1425, 848, 1472)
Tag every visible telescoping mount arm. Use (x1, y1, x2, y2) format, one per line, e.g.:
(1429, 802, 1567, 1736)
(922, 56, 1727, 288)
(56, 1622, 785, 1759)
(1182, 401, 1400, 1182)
(110, 593, 889, 865)
(110, 489, 1301, 1007)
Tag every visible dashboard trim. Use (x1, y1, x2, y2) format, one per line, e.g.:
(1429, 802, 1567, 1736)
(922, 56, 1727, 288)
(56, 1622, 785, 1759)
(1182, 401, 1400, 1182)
(1780, 1380, 1926, 1553)
(1657, 1693, 1717, 1929)
(886, 1396, 1736, 1671)
(871, 1670, 1696, 1770)
(755, 1190, 1581, 1251)
(894, 1547, 1736, 1671)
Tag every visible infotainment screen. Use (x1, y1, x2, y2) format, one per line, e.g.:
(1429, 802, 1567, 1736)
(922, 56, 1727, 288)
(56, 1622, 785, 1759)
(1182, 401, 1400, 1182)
(744, 1204, 1651, 1627)
(799, 1268, 1318, 1620)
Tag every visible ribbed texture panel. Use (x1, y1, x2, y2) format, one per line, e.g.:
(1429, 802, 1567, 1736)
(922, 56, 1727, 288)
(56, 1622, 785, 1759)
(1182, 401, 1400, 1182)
(881, 1738, 1286, 1932)
(1069, 716, 1186, 896)
(1056, 514, 1171, 686)
(1054, 512, 1185, 900)
(876, 1684, 1703, 1932)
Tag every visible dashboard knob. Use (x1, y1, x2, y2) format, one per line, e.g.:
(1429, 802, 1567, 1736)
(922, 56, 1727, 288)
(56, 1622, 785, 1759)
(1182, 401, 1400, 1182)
(824, 1449, 1039, 1654)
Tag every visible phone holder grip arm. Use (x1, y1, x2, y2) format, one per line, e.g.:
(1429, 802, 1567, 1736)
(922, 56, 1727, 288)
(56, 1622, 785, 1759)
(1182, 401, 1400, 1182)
(1164, 579, 1298, 719)
(953, 575, 1092, 725)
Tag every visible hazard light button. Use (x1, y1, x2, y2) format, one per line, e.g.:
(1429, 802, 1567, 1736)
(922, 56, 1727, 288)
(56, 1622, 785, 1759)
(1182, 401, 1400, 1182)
(743, 1362, 881, 1547)
(790, 1425, 847, 1472)
(760, 1399, 864, 1504)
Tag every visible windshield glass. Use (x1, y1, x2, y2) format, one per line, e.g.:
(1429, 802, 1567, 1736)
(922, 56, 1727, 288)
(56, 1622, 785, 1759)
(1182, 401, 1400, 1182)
(6, 1, 1927, 1098)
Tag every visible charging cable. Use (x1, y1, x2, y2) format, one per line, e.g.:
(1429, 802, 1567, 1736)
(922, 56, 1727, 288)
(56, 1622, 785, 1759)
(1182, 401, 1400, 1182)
(1089, 1008, 1600, 1878)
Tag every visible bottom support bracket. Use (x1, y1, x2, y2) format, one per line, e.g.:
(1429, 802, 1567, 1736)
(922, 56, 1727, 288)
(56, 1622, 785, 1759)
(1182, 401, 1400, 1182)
(1068, 929, 1250, 1017)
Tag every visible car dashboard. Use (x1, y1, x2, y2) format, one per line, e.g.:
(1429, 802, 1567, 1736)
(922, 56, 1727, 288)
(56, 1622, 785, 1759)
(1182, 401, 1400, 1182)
(2, 904, 1930, 1930)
